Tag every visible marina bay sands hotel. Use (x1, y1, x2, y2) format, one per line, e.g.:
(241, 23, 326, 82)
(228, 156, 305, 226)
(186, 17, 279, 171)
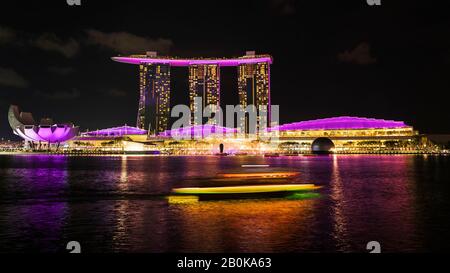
(10, 52, 438, 154)
(112, 51, 272, 135)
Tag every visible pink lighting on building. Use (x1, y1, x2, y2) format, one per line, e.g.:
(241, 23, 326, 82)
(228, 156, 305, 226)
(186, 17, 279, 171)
(159, 125, 237, 138)
(82, 125, 148, 137)
(270, 116, 409, 131)
(111, 56, 273, 67)
(8, 105, 79, 143)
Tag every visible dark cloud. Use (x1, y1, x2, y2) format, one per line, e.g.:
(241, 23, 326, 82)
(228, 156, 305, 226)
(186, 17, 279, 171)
(0, 67, 29, 88)
(338, 42, 377, 65)
(86, 29, 173, 54)
(34, 33, 80, 58)
(48, 66, 76, 75)
(35, 88, 80, 100)
(0, 25, 16, 44)
(270, 0, 296, 15)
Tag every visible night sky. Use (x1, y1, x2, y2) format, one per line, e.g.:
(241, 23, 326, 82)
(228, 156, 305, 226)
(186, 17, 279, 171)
(1, 0, 449, 139)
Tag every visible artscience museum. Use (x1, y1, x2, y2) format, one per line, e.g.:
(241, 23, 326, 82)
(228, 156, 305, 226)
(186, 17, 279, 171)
(8, 105, 79, 148)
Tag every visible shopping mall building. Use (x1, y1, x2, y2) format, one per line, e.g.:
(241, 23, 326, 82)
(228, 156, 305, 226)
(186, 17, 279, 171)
(64, 116, 439, 155)
(7, 104, 440, 154)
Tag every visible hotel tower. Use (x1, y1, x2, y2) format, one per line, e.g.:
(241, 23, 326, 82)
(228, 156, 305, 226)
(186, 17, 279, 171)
(188, 64, 220, 125)
(113, 51, 272, 135)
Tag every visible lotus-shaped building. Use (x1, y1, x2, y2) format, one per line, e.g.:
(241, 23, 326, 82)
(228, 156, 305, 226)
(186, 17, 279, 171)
(8, 105, 79, 143)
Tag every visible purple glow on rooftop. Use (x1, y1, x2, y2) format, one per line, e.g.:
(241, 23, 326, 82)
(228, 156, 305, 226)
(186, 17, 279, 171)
(112, 56, 273, 66)
(271, 116, 409, 131)
(159, 125, 237, 138)
(82, 125, 147, 137)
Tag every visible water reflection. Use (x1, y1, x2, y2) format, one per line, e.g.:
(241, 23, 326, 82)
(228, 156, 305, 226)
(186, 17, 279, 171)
(0, 155, 448, 252)
(110, 200, 170, 252)
(0, 202, 68, 252)
(330, 155, 351, 252)
(328, 155, 420, 252)
(169, 199, 318, 252)
(0, 155, 69, 200)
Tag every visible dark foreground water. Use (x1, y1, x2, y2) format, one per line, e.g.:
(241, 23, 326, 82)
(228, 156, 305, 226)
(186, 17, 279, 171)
(0, 154, 449, 253)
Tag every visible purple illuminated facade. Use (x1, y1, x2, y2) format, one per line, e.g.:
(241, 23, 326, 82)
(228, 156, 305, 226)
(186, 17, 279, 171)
(112, 56, 273, 67)
(8, 105, 79, 143)
(82, 125, 147, 137)
(159, 125, 237, 139)
(271, 116, 409, 131)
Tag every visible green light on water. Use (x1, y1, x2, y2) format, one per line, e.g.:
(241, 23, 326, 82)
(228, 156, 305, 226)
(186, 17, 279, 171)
(286, 192, 321, 200)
